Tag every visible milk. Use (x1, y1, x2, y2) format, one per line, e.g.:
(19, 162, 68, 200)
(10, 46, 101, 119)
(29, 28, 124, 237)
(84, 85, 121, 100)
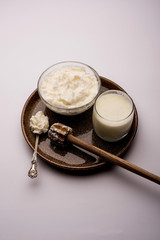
(92, 90, 134, 142)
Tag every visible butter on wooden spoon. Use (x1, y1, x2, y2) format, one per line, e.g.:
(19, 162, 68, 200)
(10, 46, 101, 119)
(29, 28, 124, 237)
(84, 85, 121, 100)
(28, 111, 49, 179)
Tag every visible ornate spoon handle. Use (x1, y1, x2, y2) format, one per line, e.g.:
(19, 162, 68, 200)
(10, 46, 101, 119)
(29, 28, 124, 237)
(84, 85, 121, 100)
(28, 135, 39, 179)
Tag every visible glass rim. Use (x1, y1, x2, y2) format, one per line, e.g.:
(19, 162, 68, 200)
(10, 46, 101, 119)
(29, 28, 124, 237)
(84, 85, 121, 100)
(37, 61, 101, 111)
(94, 90, 135, 122)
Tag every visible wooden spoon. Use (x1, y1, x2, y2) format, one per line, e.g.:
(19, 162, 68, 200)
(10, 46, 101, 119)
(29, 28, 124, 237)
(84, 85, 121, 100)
(48, 123, 160, 185)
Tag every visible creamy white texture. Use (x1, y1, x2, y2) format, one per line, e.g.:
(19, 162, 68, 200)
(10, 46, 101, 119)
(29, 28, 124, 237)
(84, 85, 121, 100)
(40, 66, 99, 108)
(92, 92, 134, 142)
(96, 94, 132, 121)
(30, 111, 49, 134)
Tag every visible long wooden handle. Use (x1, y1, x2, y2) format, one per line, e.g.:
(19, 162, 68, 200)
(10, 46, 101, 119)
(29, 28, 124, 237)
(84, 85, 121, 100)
(67, 134, 160, 185)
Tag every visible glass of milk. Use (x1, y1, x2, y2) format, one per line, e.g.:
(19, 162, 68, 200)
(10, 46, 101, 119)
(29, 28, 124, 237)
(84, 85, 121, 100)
(92, 90, 135, 142)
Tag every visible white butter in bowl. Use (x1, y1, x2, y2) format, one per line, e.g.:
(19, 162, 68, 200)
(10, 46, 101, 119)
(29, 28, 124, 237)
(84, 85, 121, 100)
(38, 61, 101, 115)
(92, 90, 135, 142)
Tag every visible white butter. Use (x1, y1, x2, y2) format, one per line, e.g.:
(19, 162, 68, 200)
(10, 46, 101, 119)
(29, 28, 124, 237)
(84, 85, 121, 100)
(40, 66, 99, 108)
(30, 111, 49, 134)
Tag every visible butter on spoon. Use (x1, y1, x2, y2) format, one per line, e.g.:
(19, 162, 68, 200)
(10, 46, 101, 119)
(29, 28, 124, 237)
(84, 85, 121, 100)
(28, 111, 49, 179)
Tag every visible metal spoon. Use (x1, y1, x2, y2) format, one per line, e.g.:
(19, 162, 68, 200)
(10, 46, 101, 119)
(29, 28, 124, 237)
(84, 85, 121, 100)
(28, 111, 49, 179)
(28, 135, 39, 178)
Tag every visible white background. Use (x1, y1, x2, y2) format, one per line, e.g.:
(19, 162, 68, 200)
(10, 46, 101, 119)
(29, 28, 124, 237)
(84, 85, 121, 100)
(0, 0, 160, 239)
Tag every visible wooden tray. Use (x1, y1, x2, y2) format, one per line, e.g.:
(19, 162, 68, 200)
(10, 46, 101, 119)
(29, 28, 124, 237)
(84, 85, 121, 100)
(21, 76, 138, 171)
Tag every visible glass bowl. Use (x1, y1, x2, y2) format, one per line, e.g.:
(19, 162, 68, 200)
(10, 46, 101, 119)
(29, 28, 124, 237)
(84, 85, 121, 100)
(37, 61, 101, 115)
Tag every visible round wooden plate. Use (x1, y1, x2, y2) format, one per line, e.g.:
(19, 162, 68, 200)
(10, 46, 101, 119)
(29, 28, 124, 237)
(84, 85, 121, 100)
(21, 76, 138, 171)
